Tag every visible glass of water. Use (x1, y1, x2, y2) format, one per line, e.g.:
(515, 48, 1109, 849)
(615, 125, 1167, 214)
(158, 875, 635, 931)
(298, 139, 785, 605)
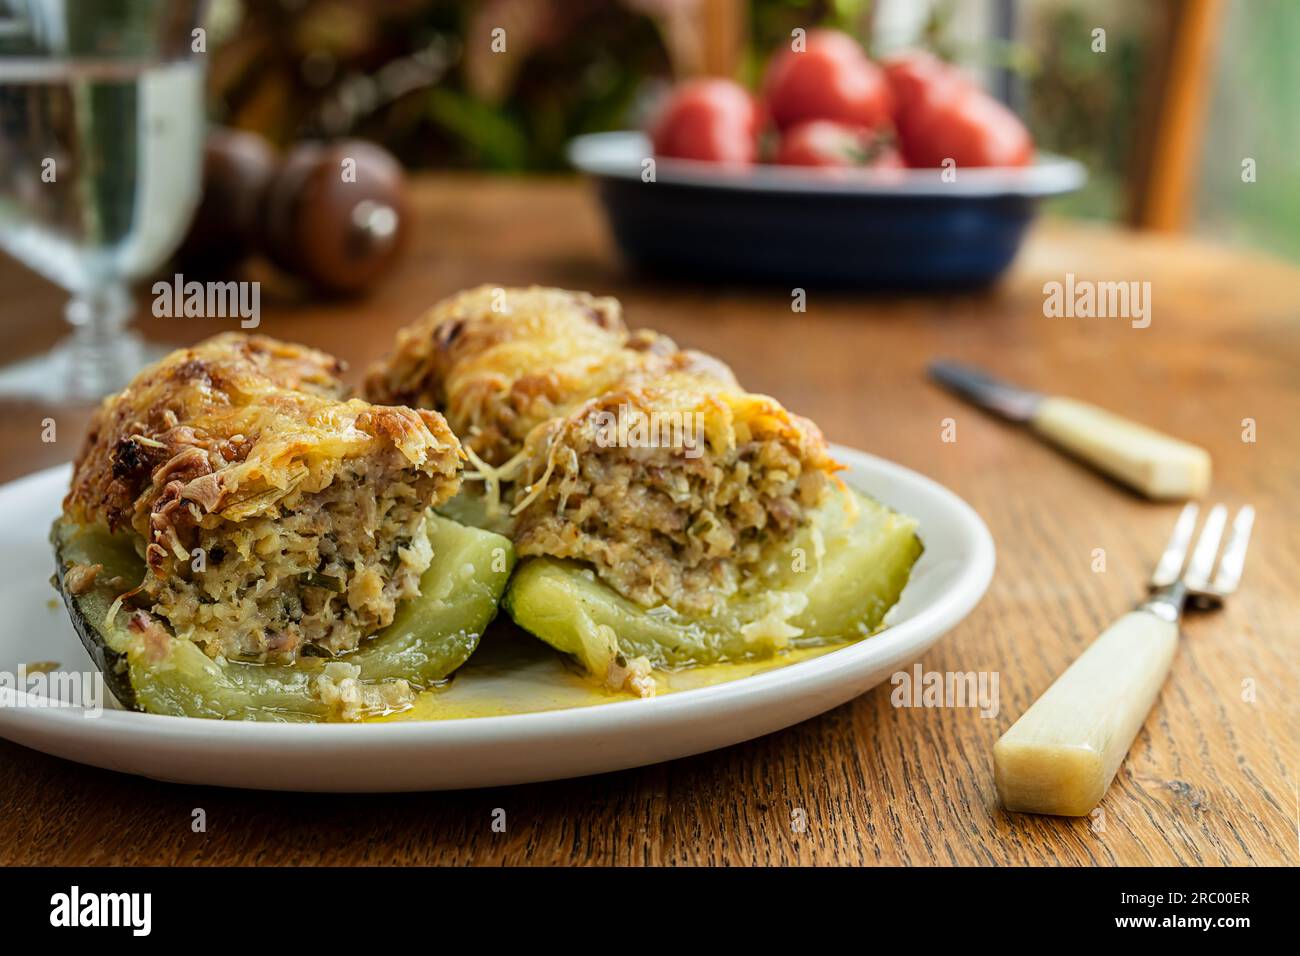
(0, 0, 207, 402)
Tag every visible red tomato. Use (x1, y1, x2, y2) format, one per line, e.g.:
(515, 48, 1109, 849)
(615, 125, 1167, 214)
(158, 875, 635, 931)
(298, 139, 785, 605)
(883, 52, 1033, 168)
(775, 120, 900, 168)
(924, 90, 1033, 168)
(881, 51, 953, 127)
(762, 29, 891, 131)
(650, 79, 760, 166)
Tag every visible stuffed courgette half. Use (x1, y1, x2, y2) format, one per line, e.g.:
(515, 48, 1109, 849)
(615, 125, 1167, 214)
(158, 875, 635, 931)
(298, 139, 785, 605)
(368, 286, 923, 696)
(54, 333, 513, 722)
(502, 488, 920, 694)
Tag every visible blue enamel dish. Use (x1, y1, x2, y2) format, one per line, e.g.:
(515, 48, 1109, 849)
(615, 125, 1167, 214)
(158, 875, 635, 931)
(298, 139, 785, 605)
(569, 131, 1086, 289)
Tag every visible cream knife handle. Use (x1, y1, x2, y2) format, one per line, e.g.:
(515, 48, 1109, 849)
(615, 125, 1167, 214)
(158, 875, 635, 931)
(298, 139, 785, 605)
(994, 609, 1179, 817)
(1030, 396, 1211, 500)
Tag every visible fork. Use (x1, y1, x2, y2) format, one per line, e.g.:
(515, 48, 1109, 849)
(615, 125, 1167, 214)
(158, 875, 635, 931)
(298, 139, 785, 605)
(994, 503, 1255, 816)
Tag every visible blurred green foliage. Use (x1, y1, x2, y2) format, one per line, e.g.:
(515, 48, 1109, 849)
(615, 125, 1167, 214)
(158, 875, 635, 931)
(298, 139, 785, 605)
(1196, 0, 1300, 262)
(208, 0, 668, 170)
(1020, 2, 1145, 221)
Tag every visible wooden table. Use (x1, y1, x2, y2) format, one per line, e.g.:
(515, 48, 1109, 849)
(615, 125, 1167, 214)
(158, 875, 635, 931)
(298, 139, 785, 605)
(1, 177, 1296, 866)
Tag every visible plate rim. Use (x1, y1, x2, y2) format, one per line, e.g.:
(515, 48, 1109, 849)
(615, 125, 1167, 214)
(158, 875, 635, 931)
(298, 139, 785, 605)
(0, 445, 995, 745)
(568, 130, 1087, 198)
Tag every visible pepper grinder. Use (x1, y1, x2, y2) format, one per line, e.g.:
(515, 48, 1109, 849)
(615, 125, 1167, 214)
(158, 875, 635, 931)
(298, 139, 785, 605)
(181, 129, 410, 295)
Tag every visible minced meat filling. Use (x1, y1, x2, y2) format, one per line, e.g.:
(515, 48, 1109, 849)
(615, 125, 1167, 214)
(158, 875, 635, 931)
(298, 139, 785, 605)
(146, 450, 439, 663)
(511, 421, 829, 613)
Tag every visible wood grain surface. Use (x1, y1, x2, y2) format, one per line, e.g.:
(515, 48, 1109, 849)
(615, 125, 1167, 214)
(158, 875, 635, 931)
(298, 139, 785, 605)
(0, 177, 1296, 866)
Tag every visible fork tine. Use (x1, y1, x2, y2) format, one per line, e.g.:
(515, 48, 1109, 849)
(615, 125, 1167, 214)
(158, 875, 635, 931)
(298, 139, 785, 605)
(1210, 505, 1256, 595)
(1183, 504, 1228, 592)
(1152, 503, 1199, 588)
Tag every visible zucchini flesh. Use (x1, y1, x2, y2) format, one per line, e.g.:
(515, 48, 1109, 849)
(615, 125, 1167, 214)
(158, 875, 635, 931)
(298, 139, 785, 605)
(51, 514, 514, 721)
(503, 488, 922, 675)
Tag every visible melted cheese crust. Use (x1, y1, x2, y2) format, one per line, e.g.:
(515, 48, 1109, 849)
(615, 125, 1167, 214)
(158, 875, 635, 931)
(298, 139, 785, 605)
(364, 285, 747, 465)
(66, 332, 463, 546)
(366, 285, 837, 477)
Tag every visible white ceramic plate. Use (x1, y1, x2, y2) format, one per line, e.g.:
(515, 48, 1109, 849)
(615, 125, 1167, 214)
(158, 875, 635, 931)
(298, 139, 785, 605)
(0, 446, 994, 792)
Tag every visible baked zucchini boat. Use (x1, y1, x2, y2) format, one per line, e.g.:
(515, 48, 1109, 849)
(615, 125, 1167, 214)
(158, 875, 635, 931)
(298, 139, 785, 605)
(367, 287, 922, 696)
(54, 333, 513, 721)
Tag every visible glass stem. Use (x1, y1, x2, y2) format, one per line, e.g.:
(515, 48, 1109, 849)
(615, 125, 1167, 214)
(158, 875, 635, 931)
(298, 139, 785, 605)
(64, 283, 139, 400)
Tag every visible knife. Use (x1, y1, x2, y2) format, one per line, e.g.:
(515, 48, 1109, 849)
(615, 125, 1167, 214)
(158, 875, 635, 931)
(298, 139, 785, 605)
(928, 360, 1211, 500)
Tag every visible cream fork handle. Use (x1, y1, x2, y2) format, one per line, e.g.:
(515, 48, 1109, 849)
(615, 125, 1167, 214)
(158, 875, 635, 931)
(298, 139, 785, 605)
(994, 609, 1179, 817)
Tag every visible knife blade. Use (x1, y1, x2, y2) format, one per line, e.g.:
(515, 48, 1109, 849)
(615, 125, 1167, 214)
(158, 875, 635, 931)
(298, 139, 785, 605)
(927, 360, 1044, 422)
(927, 360, 1211, 500)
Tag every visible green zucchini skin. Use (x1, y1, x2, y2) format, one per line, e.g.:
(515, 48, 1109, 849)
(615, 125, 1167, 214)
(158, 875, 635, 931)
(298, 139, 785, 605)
(503, 488, 922, 675)
(51, 514, 515, 721)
